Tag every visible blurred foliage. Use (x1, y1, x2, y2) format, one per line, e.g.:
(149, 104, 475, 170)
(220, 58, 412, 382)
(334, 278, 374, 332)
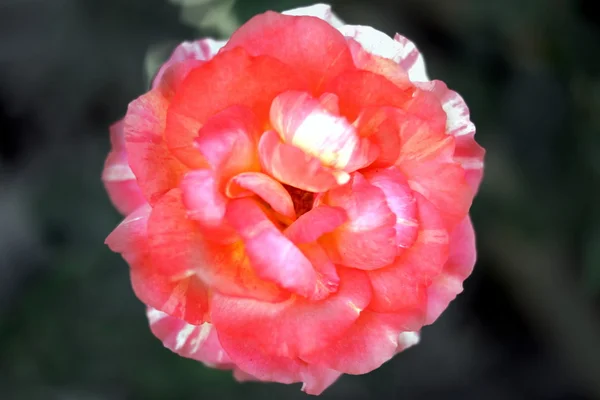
(0, 0, 599, 399)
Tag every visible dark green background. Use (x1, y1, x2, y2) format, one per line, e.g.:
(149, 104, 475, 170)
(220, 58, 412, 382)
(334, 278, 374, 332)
(1, 0, 599, 399)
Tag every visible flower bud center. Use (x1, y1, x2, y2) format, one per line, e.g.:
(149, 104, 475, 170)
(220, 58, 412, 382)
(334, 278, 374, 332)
(283, 184, 315, 218)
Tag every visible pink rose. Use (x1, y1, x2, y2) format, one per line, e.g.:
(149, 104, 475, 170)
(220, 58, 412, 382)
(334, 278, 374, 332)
(103, 3, 484, 394)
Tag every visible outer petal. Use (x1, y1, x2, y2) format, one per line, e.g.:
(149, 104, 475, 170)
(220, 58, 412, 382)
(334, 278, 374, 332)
(258, 130, 349, 192)
(223, 11, 354, 92)
(165, 47, 308, 167)
(152, 38, 226, 88)
(226, 172, 296, 220)
(102, 120, 146, 215)
(368, 194, 449, 324)
(283, 3, 345, 29)
(105, 203, 210, 324)
(425, 217, 476, 324)
(418, 80, 485, 191)
(301, 311, 419, 374)
(363, 167, 419, 252)
(324, 173, 398, 270)
(270, 91, 376, 171)
(211, 268, 372, 360)
(147, 308, 233, 367)
(393, 33, 429, 82)
(225, 198, 318, 299)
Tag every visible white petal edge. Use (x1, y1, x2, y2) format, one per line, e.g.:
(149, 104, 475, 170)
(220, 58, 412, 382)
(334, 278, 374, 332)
(282, 3, 345, 29)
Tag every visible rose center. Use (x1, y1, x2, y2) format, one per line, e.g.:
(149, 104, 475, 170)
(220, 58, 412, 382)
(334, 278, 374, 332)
(283, 184, 315, 218)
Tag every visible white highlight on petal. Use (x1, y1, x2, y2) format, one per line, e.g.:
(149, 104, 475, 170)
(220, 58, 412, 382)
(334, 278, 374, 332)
(147, 307, 167, 325)
(283, 3, 345, 28)
(397, 331, 420, 350)
(102, 164, 136, 181)
(175, 324, 196, 351)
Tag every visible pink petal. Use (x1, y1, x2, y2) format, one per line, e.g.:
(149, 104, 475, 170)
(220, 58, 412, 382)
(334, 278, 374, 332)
(225, 198, 319, 299)
(301, 311, 419, 374)
(295, 242, 340, 300)
(226, 172, 296, 220)
(282, 4, 345, 29)
(363, 167, 419, 253)
(393, 33, 429, 82)
(148, 189, 285, 304)
(152, 39, 225, 89)
(105, 203, 152, 267)
(324, 173, 398, 270)
(147, 308, 233, 367)
(194, 105, 261, 179)
(258, 130, 347, 192)
(353, 107, 403, 167)
(368, 194, 449, 325)
(418, 80, 485, 191)
(270, 91, 375, 172)
(102, 120, 146, 215)
(284, 205, 347, 244)
(211, 267, 371, 360)
(165, 47, 308, 168)
(425, 217, 476, 324)
(223, 11, 354, 92)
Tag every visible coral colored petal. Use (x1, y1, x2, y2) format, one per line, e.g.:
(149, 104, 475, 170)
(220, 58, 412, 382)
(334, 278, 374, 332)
(295, 242, 340, 300)
(283, 4, 345, 29)
(102, 121, 146, 215)
(166, 47, 308, 167)
(270, 91, 375, 171)
(353, 107, 404, 167)
(211, 267, 371, 360)
(425, 217, 476, 324)
(393, 33, 429, 82)
(147, 308, 233, 367)
(285, 205, 347, 244)
(152, 39, 225, 88)
(258, 130, 346, 192)
(105, 204, 210, 324)
(226, 198, 318, 299)
(418, 80, 485, 191)
(148, 189, 284, 303)
(194, 105, 261, 179)
(368, 194, 449, 322)
(226, 172, 296, 220)
(224, 11, 354, 92)
(324, 173, 397, 270)
(326, 69, 413, 121)
(363, 167, 419, 252)
(301, 311, 420, 374)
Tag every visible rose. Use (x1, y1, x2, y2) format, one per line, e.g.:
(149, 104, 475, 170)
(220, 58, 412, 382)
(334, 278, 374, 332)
(102, 3, 484, 395)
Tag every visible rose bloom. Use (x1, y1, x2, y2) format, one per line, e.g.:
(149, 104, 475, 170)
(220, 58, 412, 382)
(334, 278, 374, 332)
(102, 3, 484, 395)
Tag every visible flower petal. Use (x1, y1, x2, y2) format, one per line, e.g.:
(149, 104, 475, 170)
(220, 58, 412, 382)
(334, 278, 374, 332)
(425, 217, 476, 324)
(282, 4, 345, 29)
(324, 173, 398, 270)
(285, 205, 347, 244)
(226, 172, 296, 220)
(211, 267, 372, 360)
(258, 130, 348, 192)
(270, 91, 376, 171)
(223, 11, 354, 92)
(301, 311, 419, 374)
(165, 47, 308, 167)
(225, 198, 318, 299)
(147, 308, 233, 367)
(367, 194, 449, 323)
(102, 120, 146, 215)
(363, 167, 419, 253)
(393, 33, 429, 82)
(152, 38, 225, 89)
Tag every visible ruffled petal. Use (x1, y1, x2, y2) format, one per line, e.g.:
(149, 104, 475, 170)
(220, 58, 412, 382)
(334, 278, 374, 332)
(363, 167, 419, 252)
(301, 311, 419, 374)
(102, 120, 146, 215)
(393, 33, 429, 82)
(165, 47, 308, 167)
(282, 3, 345, 29)
(323, 173, 398, 270)
(152, 38, 225, 88)
(226, 172, 296, 220)
(367, 194, 449, 324)
(211, 268, 371, 361)
(223, 11, 354, 92)
(147, 308, 233, 367)
(425, 217, 476, 324)
(258, 130, 349, 192)
(225, 198, 319, 299)
(270, 91, 376, 171)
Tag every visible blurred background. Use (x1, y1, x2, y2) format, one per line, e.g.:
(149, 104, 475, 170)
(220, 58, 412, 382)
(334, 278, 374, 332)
(1, 0, 599, 399)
